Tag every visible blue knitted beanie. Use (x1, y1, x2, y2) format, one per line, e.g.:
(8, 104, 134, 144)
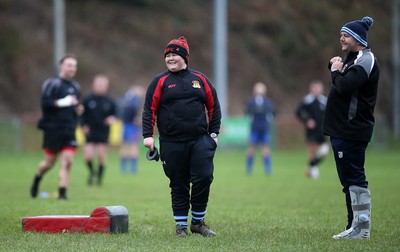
(341, 16, 374, 47)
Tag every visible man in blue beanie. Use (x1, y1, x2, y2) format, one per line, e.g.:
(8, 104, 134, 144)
(323, 16, 380, 240)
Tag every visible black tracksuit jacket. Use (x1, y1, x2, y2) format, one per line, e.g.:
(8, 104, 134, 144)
(323, 49, 380, 142)
(142, 68, 221, 141)
(295, 93, 327, 139)
(81, 93, 116, 134)
(37, 77, 81, 132)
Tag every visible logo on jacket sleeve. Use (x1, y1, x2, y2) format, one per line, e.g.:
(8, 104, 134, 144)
(192, 81, 201, 88)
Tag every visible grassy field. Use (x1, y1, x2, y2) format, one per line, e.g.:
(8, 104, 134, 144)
(1, 147, 399, 251)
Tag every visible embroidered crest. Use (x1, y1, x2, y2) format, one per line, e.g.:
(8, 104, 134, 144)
(192, 81, 201, 88)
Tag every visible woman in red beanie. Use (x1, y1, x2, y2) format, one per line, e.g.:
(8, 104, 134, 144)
(142, 36, 222, 237)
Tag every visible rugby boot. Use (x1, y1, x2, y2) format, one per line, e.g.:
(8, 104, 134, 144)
(190, 221, 216, 237)
(30, 175, 42, 198)
(175, 225, 188, 237)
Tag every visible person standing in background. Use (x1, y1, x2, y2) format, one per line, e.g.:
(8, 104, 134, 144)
(81, 74, 117, 186)
(324, 16, 379, 240)
(31, 54, 82, 200)
(119, 85, 144, 174)
(245, 82, 275, 175)
(295, 80, 329, 179)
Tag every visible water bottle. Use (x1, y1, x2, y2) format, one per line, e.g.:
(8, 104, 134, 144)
(40, 192, 49, 198)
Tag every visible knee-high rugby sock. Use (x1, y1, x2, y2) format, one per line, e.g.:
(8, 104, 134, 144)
(191, 210, 206, 225)
(58, 187, 67, 199)
(309, 157, 322, 167)
(98, 164, 104, 185)
(120, 158, 128, 172)
(87, 160, 94, 173)
(130, 158, 137, 173)
(246, 155, 254, 174)
(263, 155, 271, 174)
(174, 215, 188, 227)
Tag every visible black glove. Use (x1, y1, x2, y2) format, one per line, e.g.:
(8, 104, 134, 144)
(146, 147, 159, 162)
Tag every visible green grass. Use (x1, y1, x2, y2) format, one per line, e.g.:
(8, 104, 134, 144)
(1, 147, 399, 251)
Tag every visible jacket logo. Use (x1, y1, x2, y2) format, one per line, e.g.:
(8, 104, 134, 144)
(192, 81, 201, 89)
(168, 84, 176, 88)
(338, 151, 343, 159)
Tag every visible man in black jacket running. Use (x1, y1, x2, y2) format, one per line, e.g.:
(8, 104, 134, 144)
(31, 54, 82, 200)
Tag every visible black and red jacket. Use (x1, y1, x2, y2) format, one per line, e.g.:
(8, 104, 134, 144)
(142, 68, 221, 141)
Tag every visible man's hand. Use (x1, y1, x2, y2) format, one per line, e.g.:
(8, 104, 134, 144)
(104, 115, 116, 125)
(330, 56, 342, 65)
(143, 137, 155, 151)
(306, 119, 316, 129)
(330, 56, 344, 72)
(213, 137, 218, 145)
(56, 95, 79, 107)
(75, 104, 84, 116)
(82, 125, 90, 135)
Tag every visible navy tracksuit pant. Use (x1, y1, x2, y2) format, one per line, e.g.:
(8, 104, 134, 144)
(160, 134, 217, 217)
(330, 137, 369, 228)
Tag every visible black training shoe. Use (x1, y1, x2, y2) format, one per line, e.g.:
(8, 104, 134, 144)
(97, 171, 103, 186)
(97, 166, 104, 186)
(87, 172, 95, 185)
(190, 221, 216, 237)
(30, 175, 41, 198)
(175, 225, 188, 237)
(58, 195, 68, 200)
(97, 176, 102, 186)
(58, 187, 67, 200)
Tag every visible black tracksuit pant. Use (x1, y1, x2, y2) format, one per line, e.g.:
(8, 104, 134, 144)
(160, 134, 217, 217)
(330, 137, 369, 228)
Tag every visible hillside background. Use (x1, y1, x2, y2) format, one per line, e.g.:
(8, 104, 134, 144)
(0, 0, 395, 148)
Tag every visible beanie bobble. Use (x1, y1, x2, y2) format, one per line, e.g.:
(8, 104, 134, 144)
(362, 16, 374, 28)
(176, 36, 189, 54)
